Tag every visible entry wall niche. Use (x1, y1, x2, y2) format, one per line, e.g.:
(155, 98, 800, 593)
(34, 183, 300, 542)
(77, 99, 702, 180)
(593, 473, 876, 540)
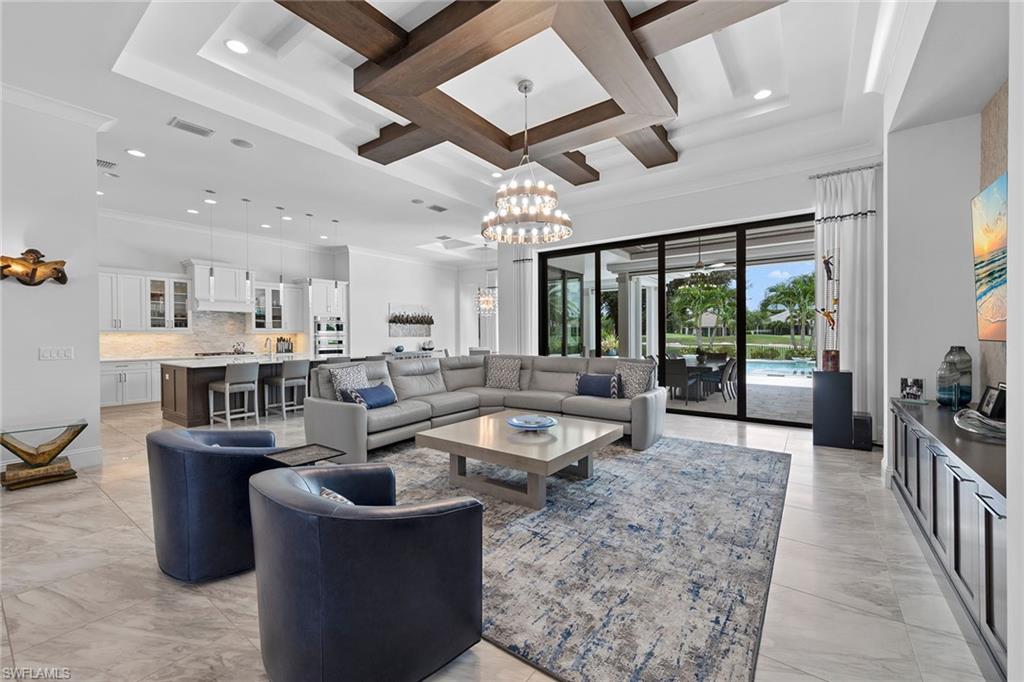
(388, 303, 433, 337)
(979, 80, 1008, 389)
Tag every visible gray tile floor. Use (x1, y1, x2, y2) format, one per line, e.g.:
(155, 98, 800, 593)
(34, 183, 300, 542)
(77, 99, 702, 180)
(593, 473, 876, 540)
(0, 405, 996, 681)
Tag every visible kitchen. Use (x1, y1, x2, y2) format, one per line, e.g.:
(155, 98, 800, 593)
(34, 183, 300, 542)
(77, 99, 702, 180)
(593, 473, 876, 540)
(99, 257, 348, 424)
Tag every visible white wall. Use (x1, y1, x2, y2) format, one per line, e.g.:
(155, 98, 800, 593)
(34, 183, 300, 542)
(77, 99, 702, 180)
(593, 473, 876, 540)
(1005, 4, 1022, 678)
(885, 114, 981, 410)
(457, 265, 497, 355)
(1, 95, 106, 467)
(98, 210, 334, 282)
(343, 247, 460, 358)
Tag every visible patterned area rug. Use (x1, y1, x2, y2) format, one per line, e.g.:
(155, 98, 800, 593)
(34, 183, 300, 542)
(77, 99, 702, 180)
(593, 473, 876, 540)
(373, 436, 790, 682)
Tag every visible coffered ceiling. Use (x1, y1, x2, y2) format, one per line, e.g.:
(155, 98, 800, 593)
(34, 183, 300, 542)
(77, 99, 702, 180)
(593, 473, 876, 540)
(1, 1, 884, 262)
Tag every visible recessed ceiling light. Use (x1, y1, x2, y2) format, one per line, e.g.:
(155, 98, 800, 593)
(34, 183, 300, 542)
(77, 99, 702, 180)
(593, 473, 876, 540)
(187, 209, 199, 214)
(260, 223, 271, 228)
(96, 190, 104, 196)
(754, 89, 772, 100)
(282, 216, 292, 221)
(204, 199, 217, 204)
(491, 172, 502, 178)
(320, 235, 328, 239)
(125, 148, 146, 158)
(411, 199, 424, 205)
(230, 138, 254, 149)
(225, 39, 249, 55)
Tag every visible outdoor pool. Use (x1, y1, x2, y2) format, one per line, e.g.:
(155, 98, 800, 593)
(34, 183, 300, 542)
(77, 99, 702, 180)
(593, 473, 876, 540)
(747, 359, 816, 377)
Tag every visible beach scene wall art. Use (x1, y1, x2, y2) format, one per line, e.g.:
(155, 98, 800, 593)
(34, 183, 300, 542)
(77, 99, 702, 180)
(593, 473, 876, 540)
(971, 172, 1007, 341)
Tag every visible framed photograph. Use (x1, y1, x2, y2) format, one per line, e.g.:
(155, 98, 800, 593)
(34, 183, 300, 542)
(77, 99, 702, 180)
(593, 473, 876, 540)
(900, 378, 925, 402)
(977, 385, 1006, 420)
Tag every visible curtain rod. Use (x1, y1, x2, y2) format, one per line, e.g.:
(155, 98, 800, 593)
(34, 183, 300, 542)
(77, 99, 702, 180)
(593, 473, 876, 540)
(808, 162, 882, 180)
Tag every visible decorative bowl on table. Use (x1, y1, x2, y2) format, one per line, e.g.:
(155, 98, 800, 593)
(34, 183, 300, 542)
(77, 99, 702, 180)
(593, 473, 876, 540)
(506, 414, 558, 432)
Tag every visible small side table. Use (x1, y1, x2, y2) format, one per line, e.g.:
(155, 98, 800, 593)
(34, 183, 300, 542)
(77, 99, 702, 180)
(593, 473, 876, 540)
(1, 420, 88, 490)
(265, 444, 345, 467)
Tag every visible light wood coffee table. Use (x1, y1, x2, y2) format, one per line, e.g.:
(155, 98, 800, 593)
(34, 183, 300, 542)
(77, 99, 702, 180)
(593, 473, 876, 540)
(415, 410, 624, 509)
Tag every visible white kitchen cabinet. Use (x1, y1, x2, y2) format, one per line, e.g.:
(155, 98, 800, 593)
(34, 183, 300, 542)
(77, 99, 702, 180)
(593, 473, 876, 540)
(147, 277, 191, 330)
(253, 283, 305, 332)
(283, 285, 305, 331)
(98, 272, 147, 331)
(100, 361, 155, 405)
(309, 279, 346, 318)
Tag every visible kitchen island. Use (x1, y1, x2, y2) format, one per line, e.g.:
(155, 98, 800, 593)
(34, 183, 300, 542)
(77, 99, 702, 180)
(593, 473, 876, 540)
(160, 354, 334, 427)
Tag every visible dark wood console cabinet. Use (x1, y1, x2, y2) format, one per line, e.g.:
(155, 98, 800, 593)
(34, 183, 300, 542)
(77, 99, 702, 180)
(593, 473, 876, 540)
(889, 399, 1006, 677)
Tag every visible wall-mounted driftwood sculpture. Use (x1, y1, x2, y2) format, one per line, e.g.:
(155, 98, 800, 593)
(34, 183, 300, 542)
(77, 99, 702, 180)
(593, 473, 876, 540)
(1, 249, 68, 286)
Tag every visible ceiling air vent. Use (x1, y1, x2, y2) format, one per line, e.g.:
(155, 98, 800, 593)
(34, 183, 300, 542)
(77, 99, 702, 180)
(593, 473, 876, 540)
(435, 235, 452, 241)
(426, 204, 448, 213)
(167, 116, 215, 138)
(96, 158, 117, 170)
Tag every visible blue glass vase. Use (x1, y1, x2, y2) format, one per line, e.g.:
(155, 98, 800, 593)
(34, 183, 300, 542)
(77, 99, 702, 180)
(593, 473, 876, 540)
(943, 346, 973, 405)
(936, 360, 960, 407)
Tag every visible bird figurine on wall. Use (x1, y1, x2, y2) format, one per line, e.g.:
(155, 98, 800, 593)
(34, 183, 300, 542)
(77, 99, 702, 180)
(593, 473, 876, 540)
(816, 307, 837, 330)
(0, 249, 68, 286)
(822, 254, 835, 281)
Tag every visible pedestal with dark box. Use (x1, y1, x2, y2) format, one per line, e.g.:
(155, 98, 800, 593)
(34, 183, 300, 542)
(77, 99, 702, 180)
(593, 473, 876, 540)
(812, 370, 853, 447)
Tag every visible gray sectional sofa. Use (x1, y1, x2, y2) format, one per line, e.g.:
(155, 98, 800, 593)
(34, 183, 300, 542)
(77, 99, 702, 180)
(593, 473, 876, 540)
(304, 355, 667, 463)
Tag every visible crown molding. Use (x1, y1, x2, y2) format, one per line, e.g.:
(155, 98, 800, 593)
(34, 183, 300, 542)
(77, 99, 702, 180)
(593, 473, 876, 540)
(98, 207, 328, 253)
(1, 82, 117, 131)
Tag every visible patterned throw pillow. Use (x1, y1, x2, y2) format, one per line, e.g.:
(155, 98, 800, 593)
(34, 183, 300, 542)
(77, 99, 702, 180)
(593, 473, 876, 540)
(615, 361, 655, 399)
(486, 357, 521, 390)
(329, 365, 371, 401)
(574, 373, 621, 399)
(319, 487, 354, 505)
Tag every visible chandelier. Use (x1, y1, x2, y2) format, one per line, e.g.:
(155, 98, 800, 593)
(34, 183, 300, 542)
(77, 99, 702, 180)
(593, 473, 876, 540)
(481, 80, 573, 245)
(474, 286, 498, 317)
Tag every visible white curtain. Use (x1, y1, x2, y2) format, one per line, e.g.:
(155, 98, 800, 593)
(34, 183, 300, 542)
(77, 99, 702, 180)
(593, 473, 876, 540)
(814, 166, 884, 440)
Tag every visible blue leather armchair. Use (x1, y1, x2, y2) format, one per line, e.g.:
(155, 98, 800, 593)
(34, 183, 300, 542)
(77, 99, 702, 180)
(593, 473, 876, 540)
(146, 429, 284, 582)
(249, 465, 483, 682)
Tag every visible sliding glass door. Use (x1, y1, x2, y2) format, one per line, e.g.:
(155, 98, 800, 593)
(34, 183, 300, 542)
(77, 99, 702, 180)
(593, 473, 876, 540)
(539, 215, 815, 426)
(663, 232, 739, 416)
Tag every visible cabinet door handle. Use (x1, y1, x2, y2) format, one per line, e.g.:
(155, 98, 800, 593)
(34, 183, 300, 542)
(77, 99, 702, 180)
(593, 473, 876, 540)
(975, 493, 1006, 520)
(928, 446, 948, 459)
(944, 462, 975, 484)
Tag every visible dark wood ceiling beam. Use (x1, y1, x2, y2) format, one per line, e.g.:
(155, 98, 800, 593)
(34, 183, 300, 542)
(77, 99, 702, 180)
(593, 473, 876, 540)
(357, 122, 444, 165)
(276, 0, 407, 62)
(537, 152, 600, 186)
(617, 125, 678, 168)
(355, 1, 558, 97)
(631, 0, 786, 57)
(552, 2, 676, 117)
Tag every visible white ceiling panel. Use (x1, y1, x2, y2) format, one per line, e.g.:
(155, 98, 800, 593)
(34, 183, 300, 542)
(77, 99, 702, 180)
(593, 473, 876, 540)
(437, 29, 610, 134)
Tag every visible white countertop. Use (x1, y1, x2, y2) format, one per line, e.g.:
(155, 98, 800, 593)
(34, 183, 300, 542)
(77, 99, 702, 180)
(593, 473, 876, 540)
(159, 353, 314, 369)
(100, 355, 198, 363)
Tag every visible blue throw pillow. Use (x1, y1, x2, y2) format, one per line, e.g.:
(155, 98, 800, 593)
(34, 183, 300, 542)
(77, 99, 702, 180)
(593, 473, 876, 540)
(340, 383, 397, 409)
(574, 373, 621, 399)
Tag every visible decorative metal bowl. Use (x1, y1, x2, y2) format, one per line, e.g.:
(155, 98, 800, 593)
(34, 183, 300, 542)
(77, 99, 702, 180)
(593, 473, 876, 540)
(507, 414, 558, 432)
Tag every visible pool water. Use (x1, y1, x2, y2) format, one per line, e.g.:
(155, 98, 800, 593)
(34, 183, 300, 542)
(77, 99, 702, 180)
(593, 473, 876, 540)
(747, 359, 816, 377)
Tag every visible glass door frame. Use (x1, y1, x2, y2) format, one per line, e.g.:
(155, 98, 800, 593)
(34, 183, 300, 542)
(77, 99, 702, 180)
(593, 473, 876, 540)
(537, 213, 814, 428)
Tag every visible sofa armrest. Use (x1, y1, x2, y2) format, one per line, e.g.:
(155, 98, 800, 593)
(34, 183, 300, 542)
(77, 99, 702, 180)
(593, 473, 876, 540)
(303, 397, 369, 463)
(629, 387, 667, 450)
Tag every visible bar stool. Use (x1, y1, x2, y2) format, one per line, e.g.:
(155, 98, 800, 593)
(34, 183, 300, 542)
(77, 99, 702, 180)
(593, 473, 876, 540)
(209, 363, 260, 428)
(263, 359, 310, 420)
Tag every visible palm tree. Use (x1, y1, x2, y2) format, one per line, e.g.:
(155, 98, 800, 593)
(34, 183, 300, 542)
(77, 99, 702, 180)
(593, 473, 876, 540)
(789, 273, 816, 350)
(762, 281, 799, 348)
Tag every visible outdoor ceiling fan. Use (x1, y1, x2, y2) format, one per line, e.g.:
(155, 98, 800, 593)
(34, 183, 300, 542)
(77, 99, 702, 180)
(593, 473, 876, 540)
(682, 237, 734, 276)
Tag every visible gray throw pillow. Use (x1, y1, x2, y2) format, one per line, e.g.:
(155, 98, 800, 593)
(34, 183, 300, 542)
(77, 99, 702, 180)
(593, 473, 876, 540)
(486, 357, 521, 390)
(329, 365, 371, 401)
(615, 361, 655, 399)
(319, 486, 354, 505)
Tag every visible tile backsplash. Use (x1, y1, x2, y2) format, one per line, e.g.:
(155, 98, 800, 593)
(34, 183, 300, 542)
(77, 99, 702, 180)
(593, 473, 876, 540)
(100, 311, 306, 359)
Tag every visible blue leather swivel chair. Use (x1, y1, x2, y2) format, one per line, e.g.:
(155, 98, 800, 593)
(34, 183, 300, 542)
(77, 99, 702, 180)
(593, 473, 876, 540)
(249, 465, 483, 682)
(146, 429, 284, 582)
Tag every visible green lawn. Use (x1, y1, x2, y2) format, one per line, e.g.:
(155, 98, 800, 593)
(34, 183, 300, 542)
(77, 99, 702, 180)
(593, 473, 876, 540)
(664, 333, 809, 346)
